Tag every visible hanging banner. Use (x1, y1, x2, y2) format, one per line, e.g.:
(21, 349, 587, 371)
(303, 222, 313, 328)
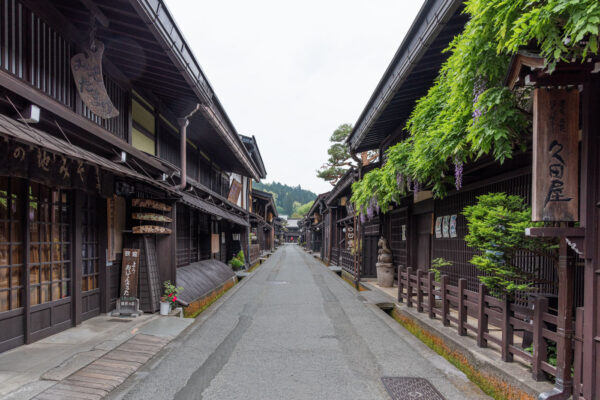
(532, 88, 579, 221)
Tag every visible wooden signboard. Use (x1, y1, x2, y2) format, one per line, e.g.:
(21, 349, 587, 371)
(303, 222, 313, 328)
(532, 88, 579, 221)
(211, 234, 220, 254)
(120, 248, 140, 298)
(132, 213, 173, 223)
(345, 226, 355, 250)
(228, 179, 242, 203)
(132, 226, 172, 235)
(132, 198, 172, 212)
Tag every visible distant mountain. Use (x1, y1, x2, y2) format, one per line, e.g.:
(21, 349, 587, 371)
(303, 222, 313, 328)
(253, 181, 317, 217)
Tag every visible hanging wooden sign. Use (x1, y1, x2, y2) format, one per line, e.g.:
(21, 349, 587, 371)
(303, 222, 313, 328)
(345, 226, 355, 249)
(211, 233, 220, 253)
(132, 213, 173, 223)
(132, 225, 172, 234)
(132, 198, 172, 212)
(227, 179, 242, 203)
(532, 88, 579, 221)
(71, 40, 119, 119)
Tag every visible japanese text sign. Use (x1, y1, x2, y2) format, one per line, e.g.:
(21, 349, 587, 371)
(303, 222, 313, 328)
(532, 88, 579, 221)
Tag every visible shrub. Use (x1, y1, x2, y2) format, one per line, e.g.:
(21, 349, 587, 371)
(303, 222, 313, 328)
(462, 193, 554, 297)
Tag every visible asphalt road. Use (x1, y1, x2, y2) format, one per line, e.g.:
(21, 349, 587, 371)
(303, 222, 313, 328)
(110, 244, 488, 400)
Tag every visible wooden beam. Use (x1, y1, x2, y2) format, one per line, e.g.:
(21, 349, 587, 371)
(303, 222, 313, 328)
(20, 0, 131, 89)
(525, 227, 585, 237)
(0, 69, 168, 173)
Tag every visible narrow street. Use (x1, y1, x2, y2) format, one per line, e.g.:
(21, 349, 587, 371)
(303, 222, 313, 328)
(110, 245, 487, 400)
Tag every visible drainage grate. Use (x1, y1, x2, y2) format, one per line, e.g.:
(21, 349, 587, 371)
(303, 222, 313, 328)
(381, 377, 446, 400)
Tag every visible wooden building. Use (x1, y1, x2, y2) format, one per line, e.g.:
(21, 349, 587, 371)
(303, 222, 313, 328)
(302, 192, 329, 257)
(249, 188, 277, 264)
(284, 218, 301, 243)
(345, 0, 599, 398)
(0, 0, 263, 353)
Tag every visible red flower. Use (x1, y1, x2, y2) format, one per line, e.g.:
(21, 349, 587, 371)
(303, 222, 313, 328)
(173, 296, 177, 301)
(168, 293, 173, 297)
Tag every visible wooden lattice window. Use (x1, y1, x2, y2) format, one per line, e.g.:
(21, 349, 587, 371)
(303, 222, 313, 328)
(81, 195, 99, 292)
(28, 183, 71, 306)
(0, 177, 24, 312)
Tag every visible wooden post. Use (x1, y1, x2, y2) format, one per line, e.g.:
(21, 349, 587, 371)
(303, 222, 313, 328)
(477, 283, 488, 348)
(501, 296, 514, 362)
(532, 296, 549, 381)
(553, 238, 574, 394)
(72, 190, 83, 326)
(441, 275, 449, 326)
(98, 197, 109, 313)
(573, 307, 584, 399)
(21, 180, 31, 343)
(457, 278, 467, 336)
(406, 267, 413, 308)
(416, 269, 423, 312)
(397, 265, 404, 303)
(427, 271, 435, 319)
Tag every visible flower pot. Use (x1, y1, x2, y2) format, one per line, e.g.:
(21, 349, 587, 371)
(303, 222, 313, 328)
(376, 263, 395, 287)
(160, 301, 171, 316)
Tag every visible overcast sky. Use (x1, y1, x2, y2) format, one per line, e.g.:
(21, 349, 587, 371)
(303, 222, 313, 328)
(164, 0, 425, 195)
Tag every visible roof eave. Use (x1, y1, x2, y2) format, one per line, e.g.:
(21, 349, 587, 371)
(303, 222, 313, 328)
(347, 0, 463, 152)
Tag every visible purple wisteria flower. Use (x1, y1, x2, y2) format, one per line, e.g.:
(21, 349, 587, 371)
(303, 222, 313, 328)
(366, 202, 374, 220)
(396, 173, 404, 190)
(454, 157, 463, 190)
(413, 181, 420, 194)
(360, 212, 366, 224)
(472, 77, 486, 122)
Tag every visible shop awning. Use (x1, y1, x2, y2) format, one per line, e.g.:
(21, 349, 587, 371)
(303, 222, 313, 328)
(180, 193, 249, 227)
(0, 113, 176, 193)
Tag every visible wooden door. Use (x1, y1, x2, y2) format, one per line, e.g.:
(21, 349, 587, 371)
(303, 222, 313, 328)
(28, 182, 73, 342)
(80, 194, 100, 321)
(362, 218, 380, 278)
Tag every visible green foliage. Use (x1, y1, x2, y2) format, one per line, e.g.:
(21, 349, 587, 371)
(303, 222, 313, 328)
(352, 0, 600, 211)
(161, 280, 183, 306)
(229, 250, 246, 270)
(253, 181, 316, 216)
(317, 123, 355, 185)
(291, 200, 314, 218)
(431, 257, 452, 281)
(462, 193, 552, 296)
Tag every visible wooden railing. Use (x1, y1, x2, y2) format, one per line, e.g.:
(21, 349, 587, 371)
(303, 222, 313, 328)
(397, 266, 574, 384)
(331, 247, 340, 265)
(249, 244, 260, 266)
(340, 249, 354, 276)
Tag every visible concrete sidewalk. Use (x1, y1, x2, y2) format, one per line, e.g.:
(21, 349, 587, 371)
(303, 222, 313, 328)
(1, 313, 193, 399)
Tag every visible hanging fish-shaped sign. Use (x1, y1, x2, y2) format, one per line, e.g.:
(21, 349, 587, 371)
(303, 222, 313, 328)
(71, 40, 119, 119)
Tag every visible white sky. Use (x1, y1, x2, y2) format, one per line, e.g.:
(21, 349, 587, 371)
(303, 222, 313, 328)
(164, 0, 425, 194)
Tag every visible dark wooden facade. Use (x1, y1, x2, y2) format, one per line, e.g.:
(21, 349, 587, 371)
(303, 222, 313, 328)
(343, 0, 599, 397)
(0, 0, 262, 353)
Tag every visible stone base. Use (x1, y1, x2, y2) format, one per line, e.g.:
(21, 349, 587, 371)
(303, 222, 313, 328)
(111, 298, 144, 317)
(376, 263, 395, 287)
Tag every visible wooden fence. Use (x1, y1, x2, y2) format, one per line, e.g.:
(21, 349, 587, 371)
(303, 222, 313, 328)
(397, 266, 575, 384)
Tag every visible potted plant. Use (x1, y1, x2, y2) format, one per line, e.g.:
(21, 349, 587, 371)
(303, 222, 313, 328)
(160, 280, 183, 315)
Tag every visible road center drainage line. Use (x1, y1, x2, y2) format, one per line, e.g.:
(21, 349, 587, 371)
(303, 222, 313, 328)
(173, 282, 268, 400)
(302, 249, 390, 397)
